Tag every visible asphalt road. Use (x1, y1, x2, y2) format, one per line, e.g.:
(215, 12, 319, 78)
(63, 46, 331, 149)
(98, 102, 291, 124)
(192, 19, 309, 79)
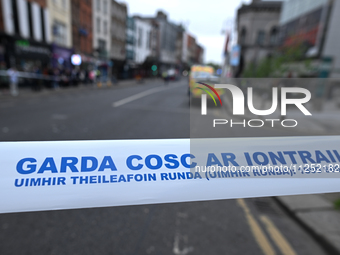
(0, 79, 329, 255)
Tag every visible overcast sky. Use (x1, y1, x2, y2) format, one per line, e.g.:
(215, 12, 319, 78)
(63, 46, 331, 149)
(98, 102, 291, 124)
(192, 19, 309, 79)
(124, 0, 252, 64)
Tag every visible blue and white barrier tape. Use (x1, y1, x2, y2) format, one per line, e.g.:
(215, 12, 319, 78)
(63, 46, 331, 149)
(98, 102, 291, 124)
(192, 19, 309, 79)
(1, 136, 340, 214)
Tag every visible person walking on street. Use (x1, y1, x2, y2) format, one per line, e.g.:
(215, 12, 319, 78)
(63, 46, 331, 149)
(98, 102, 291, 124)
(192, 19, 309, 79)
(52, 68, 60, 90)
(162, 71, 168, 85)
(7, 67, 19, 96)
(89, 69, 96, 87)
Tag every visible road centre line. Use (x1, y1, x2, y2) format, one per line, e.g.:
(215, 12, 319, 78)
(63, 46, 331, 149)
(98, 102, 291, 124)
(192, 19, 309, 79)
(237, 199, 275, 255)
(260, 215, 297, 255)
(112, 83, 184, 107)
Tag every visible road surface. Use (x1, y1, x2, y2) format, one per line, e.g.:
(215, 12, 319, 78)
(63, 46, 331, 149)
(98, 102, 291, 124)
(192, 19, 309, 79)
(0, 79, 328, 255)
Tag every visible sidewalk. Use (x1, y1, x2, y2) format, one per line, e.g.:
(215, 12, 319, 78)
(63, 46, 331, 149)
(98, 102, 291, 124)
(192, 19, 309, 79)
(220, 86, 340, 253)
(0, 78, 162, 99)
(277, 194, 340, 254)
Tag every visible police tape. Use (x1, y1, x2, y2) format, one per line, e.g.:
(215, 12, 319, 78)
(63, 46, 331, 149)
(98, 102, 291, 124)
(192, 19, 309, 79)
(1, 136, 340, 214)
(0, 70, 58, 81)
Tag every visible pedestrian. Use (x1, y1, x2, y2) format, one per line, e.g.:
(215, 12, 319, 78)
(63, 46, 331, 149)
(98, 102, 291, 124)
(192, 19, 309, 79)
(79, 70, 85, 85)
(52, 68, 60, 90)
(135, 73, 142, 84)
(7, 67, 19, 96)
(66, 69, 71, 87)
(96, 69, 101, 84)
(162, 71, 168, 85)
(89, 69, 96, 87)
(71, 68, 78, 86)
(33, 66, 42, 91)
(0, 62, 8, 93)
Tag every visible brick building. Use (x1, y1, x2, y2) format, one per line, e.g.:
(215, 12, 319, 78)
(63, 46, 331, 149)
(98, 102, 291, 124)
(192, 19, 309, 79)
(27, 0, 46, 8)
(71, 0, 92, 55)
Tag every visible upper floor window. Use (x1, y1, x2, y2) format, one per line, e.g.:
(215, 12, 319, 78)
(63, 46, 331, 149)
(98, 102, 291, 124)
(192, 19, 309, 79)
(239, 27, 247, 45)
(147, 30, 151, 49)
(127, 17, 135, 30)
(103, 21, 108, 34)
(138, 27, 143, 47)
(270, 27, 278, 46)
(97, 17, 101, 33)
(96, 0, 100, 12)
(98, 39, 106, 51)
(103, 0, 107, 14)
(53, 21, 67, 46)
(256, 30, 265, 46)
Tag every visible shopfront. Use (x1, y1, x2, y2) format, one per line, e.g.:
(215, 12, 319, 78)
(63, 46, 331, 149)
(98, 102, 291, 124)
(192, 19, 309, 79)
(6, 37, 51, 72)
(51, 44, 74, 70)
(14, 39, 51, 71)
(80, 54, 111, 81)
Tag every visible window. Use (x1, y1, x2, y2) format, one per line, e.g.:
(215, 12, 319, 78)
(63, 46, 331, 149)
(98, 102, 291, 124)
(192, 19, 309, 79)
(127, 17, 135, 30)
(147, 31, 151, 49)
(97, 17, 101, 33)
(256, 30, 265, 46)
(126, 35, 134, 45)
(98, 39, 106, 51)
(103, 0, 107, 14)
(270, 27, 278, 46)
(96, 0, 100, 12)
(103, 21, 107, 34)
(52, 21, 67, 46)
(240, 27, 247, 45)
(138, 27, 143, 47)
(126, 50, 134, 60)
(98, 39, 107, 57)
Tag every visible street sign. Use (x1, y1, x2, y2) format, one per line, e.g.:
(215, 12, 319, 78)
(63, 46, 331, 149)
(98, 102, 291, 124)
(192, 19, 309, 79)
(230, 45, 241, 67)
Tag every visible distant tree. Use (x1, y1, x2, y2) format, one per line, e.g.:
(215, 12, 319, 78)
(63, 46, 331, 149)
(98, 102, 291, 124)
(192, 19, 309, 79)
(242, 44, 313, 78)
(206, 62, 221, 71)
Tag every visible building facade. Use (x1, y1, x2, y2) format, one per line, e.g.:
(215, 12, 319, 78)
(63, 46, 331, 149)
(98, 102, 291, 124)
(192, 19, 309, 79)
(141, 11, 183, 73)
(71, 0, 92, 56)
(48, 0, 73, 68)
(156, 11, 179, 71)
(279, 0, 329, 54)
(47, 0, 72, 48)
(236, 0, 282, 72)
(125, 16, 135, 62)
(111, 0, 127, 78)
(124, 16, 135, 78)
(0, 0, 52, 70)
(176, 30, 203, 70)
(175, 26, 185, 70)
(279, 0, 340, 78)
(93, 0, 110, 59)
(322, 0, 340, 78)
(134, 17, 152, 64)
(187, 34, 197, 65)
(196, 44, 204, 64)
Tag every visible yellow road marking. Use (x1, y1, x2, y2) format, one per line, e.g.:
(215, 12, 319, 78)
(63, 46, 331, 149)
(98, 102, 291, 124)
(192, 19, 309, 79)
(237, 199, 276, 255)
(260, 215, 297, 255)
